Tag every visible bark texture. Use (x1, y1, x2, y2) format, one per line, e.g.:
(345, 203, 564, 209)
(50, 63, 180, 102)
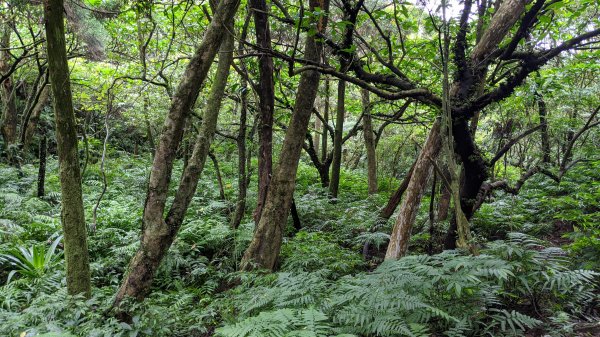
(361, 89, 377, 195)
(23, 84, 50, 151)
(43, 0, 91, 297)
(251, 0, 275, 223)
(37, 134, 47, 198)
(385, 121, 441, 259)
(329, 79, 345, 198)
(240, 0, 329, 270)
(1, 26, 18, 149)
(113, 0, 238, 306)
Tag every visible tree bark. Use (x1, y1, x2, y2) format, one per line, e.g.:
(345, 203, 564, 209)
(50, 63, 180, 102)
(43, 0, 91, 297)
(536, 92, 551, 163)
(22, 84, 50, 151)
(113, 0, 238, 306)
(251, 0, 275, 223)
(361, 89, 377, 194)
(385, 121, 441, 259)
(1, 25, 18, 150)
(329, 79, 345, 198)
(37, 134, 47, 198)
(231, 75, 248, 229)
(378, 160, 415, 221)
(240, 0, 329, 271)
(321, 80, 330, 163)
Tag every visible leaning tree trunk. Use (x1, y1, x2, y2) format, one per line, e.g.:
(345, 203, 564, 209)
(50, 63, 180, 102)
(329, 79, 345, 198)
(113, 0, 238, 307)
(385, 121, 441, 259)
(361, 89, 377, 195)
(251, 0, 275, 223)
(384, 0, 529, 258)
(240, 0, 329, 271)
(43, 0, 91, 297)
(378, 160, 415, 222)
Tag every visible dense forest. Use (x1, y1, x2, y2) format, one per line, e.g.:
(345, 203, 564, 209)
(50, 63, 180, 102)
(0, 0, 599, 335)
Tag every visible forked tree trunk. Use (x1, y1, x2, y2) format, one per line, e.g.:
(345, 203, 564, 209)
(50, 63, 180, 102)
(113, 0, 238, 307)
(43, 0, 91, 297)
(384, 0, 529, 257)
(329, 79, 345, 198)
(385, 121, 441, 259)
(240, 0, 329, 271)
(361, 89, 377, 195)
(251, 0, 275, 223)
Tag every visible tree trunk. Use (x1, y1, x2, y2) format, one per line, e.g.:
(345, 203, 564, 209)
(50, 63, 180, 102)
(436, 180, 451, 221)
(536, 93, 551, 163)
(231, 76, 248, 229)
(113, 0, 238, 307)
(43, 0, 91, 297)
(23, 84, 50, 151)
(385, 121, 441, 260)
(251, 0, 275, 223)
(321, 80, 330, 163)
(209, 152, 226, 201)
(378, 160, 415, 221)
(240, 0, 329, 271)
(37, 134, 47, 198)
(1, 25, 18, 151)
(329, 79, 345, 198)
(361, 89, 377, 195)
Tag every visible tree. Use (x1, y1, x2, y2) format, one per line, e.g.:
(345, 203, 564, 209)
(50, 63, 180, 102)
(43, 0, 91, 296)
(240, 0, 331, 271)
(113, 0, 239, 307)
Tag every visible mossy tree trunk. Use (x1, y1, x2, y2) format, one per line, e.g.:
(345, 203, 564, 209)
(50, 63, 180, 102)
(361, 89, 377, 195)
(329, 79, 345, 198)
(240, 0, 330, 271)
(43, 0, 91, 297)
(1, 25, 18, 153)
(251, 0, 275, 223)
(113, 0, 239, 307)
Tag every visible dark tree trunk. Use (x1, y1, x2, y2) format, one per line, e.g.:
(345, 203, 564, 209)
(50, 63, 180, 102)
(113, 0, 238, 307)
(43, 0, 91, 297)
(290, 198, 301, 232)
(240, 0, 329, 271)
(329, 79, 345, 198)
(536, 93, 551, 163)
(37, 134, 47, 198)
(251, 0, 275, 223)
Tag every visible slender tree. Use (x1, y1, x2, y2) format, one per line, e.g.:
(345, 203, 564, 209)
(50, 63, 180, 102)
(240, 0, 330, 271)
(250, 0, 275, 223)
(43, 0, 91, 296)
